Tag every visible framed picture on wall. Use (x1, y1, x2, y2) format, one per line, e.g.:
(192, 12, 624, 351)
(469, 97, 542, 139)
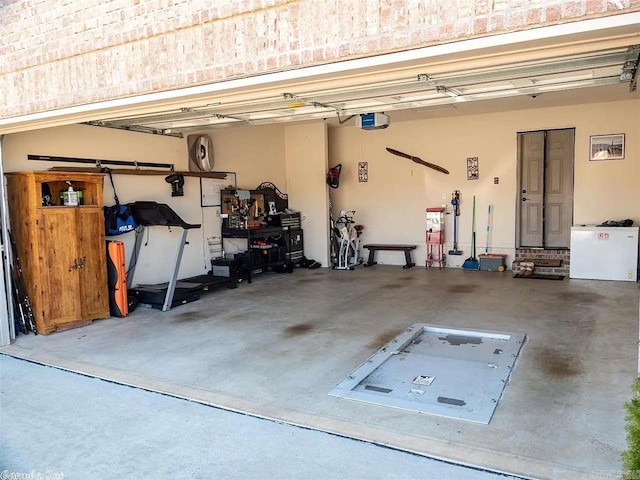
(589, 133, 625, 161)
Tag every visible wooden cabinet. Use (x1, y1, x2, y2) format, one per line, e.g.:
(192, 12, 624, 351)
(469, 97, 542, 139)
(5, 171, 110, 334)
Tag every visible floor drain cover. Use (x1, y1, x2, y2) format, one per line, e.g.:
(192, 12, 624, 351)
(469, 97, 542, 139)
(329, 324, 526, 424)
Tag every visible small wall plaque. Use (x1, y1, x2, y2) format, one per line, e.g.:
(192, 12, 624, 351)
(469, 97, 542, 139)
(467, 157, 479, 180)
(358, 162, 368, 182)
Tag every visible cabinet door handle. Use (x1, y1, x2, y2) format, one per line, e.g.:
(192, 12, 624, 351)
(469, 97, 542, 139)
(70, 257, 86, 270)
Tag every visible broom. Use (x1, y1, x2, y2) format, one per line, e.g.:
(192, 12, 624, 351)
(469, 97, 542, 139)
(462, 195, 479, 270)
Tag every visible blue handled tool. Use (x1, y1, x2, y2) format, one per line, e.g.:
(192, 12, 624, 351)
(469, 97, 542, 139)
(485, 204, 492, 254)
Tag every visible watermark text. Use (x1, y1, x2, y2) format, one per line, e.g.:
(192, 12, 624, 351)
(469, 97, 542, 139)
(0, 470, 64, 480)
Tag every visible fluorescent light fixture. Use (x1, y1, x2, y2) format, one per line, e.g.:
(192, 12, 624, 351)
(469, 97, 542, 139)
(510, 79, 534, 88)
(246, 112, 284, 120)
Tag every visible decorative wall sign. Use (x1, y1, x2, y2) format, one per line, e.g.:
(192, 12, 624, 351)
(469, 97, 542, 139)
(590, 133, 625, 161)
(467, 157, 479, 180)
(358, 161, 368, 182)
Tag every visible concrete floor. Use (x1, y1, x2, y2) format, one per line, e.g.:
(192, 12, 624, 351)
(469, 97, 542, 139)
(0, 355, 518, 480)
(2, 267, 638, 480)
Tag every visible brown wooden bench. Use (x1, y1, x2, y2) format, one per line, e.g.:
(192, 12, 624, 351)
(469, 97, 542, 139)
(362, 244, 417, 269)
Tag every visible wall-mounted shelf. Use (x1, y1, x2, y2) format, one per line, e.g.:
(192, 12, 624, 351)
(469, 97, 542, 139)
(47, 166, 226, 179)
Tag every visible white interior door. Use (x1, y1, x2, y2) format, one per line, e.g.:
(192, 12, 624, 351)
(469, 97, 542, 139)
(518, 132, 544, 247)
(518, 129, 574, 249)
(545, 129, 574, 248)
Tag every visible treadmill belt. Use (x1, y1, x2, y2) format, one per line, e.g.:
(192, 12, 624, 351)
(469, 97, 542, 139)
(130, 273, 237, 310)
(136, 281, 204, 291)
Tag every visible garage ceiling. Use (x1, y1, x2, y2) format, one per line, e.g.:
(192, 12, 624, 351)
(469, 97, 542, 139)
(86, 45, 639, 136)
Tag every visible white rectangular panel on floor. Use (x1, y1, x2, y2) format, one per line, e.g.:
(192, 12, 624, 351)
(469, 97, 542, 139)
(329, 324, 526, 424)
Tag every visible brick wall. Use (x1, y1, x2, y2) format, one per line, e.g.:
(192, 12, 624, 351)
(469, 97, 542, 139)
(1, 0, 638, 119)
(512, 248, 571, 274)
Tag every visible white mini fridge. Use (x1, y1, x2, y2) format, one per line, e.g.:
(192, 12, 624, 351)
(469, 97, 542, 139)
(570, 226, 639, 281)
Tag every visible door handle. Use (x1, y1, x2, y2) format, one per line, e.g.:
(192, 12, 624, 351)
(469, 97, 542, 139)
(522, 198, 528, 202)
(70, 257, 86, 271)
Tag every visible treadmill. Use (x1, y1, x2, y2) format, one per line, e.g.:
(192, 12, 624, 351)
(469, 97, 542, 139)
(127, 201, 236, 311)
